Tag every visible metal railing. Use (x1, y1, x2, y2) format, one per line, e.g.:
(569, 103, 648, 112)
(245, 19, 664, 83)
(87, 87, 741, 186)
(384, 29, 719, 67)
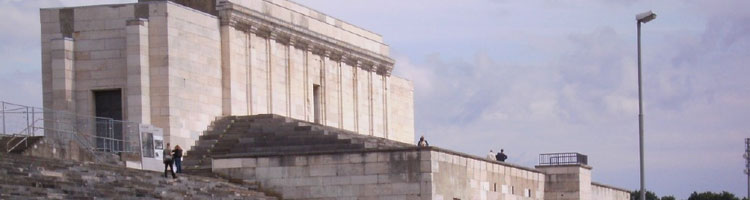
(0, 101, 142, 161)
(538, 152, 588, 166)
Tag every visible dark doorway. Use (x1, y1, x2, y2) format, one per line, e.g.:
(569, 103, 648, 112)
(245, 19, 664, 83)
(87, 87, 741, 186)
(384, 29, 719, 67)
(94, 89, 123, 152)
(313, 84, 321, 123)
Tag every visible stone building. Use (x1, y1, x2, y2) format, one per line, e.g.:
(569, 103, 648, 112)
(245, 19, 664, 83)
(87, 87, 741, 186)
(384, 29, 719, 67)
(40, 0, 415, 149)
(39, 0, 631, 199)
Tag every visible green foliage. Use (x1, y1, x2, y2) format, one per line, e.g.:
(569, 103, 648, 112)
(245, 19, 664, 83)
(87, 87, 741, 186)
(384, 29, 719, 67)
(661, 196, 676, 200)
(631, 190, 660, 200)
(687, 191, 741, 200)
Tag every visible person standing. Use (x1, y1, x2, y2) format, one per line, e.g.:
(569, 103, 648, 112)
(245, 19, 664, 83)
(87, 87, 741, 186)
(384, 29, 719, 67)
(172, 145, 183, 173)
(163, 143, 177, 178)
(487, 150, 495, 160)
(417, 136, 429, 147)
(495, 149, 508, 162)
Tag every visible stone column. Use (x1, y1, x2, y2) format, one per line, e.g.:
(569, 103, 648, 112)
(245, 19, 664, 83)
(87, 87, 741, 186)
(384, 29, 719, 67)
(535, 164, 593, 200)
(219, 24, 249, 116)
(352, 60, 360, 131)
(320, 50, 330, 126)
(50, 37, 75, 113)
(383, 72, 389, 139)
(126, 19, 151, 124)
(336, 55, 343, 128)
(367, 67, 374, 136)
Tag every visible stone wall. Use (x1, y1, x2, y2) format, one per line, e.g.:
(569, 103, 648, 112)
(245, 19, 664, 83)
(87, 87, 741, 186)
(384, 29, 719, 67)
(430, 149, 545, 200)
(591, 182, 631, 200)
(212, 147, 548, 200)
(212, 149, 430, 199)
(162, 2, 223, 149)
(389, 76, 415, 143)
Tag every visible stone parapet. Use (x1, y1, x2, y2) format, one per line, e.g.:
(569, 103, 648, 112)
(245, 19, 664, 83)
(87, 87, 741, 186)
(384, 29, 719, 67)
(212, 146, 546, 200)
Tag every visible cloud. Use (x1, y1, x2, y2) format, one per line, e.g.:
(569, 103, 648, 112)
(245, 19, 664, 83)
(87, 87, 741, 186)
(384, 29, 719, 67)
(0, 0, 748, 198)
(394, 9, 750, 196)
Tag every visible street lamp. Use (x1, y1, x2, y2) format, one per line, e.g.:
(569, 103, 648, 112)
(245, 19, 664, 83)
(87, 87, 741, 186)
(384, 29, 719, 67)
(636, 10, 656, 200)
(744, 138, 750, 199)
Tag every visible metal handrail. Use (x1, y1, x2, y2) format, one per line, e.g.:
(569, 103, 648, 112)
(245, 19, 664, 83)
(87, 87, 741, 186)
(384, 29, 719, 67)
(5, 117, 44, 153)
(1, 100, 142, 159)
(538, 152, 588, 166)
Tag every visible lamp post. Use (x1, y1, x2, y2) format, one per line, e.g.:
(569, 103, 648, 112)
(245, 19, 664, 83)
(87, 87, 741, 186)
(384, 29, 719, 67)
(744, 138, 750, 199)
(636, 10, 656, 200)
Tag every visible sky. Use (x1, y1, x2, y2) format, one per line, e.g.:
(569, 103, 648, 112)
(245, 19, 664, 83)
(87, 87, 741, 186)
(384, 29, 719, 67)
(1, 0, 749, 199)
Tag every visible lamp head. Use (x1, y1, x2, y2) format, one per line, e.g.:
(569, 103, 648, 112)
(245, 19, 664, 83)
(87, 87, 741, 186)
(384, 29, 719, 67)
(636, 11, 657, 23)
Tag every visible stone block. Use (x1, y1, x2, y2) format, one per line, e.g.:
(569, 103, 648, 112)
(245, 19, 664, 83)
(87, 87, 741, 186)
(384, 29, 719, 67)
(350, 175, 378, 185)
(364, 153, 378, 163)
(212, 158, 241, 169)
(364, 162, 389, 175)
(336, 163, 364, 176)
(310, 165, 336, 177)
(322, 176, 351, 186)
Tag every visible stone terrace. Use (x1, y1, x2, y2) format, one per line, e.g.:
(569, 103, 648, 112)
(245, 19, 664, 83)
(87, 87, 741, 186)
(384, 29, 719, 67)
(188, 114, 547, 199)
(183, 114, 411, 176)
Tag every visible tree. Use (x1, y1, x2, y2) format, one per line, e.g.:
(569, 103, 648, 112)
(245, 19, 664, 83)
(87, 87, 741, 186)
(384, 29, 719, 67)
(687, 191, 740, 200)
(631, 190, 660, 200)
(661, 196, 676, 200)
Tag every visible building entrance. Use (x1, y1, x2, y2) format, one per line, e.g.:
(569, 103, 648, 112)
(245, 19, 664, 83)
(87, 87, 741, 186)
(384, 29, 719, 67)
(94, 89, 123, 151)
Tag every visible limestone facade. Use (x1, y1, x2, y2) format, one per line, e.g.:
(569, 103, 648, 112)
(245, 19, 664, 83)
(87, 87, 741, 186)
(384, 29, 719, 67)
(212, 147, 631, 200)
(212, 148, 548, 200)
(40, 0, 415, 149)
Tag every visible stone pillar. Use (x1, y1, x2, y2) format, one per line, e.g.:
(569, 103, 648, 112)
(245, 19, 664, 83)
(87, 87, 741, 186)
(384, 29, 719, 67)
(352, 60, 360, 131)
(219, 25, 249, 116)
(367, 68, 374, 136)
(126, 19, 151, 124)
(50, 37, 75, 113)
(535, 164, 592, 200)
(383, 73, 390, 139)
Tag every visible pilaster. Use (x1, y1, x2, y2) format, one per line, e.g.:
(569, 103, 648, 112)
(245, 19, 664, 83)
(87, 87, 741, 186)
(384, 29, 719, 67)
(126, 19, 151, 124)
(50, 37, 75, 113)
(220, 24, 249, 116)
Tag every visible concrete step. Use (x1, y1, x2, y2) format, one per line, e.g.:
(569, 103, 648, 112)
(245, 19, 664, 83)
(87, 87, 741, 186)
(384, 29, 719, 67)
(230, 143, 365, 154)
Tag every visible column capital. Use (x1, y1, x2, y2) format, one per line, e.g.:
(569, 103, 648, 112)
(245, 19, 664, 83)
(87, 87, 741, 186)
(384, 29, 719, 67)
(328, 50, 343, 61)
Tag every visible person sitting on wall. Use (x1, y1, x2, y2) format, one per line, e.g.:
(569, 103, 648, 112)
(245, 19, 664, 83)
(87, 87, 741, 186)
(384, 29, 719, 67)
(487, 149, 495, 160)
(496, 149, 508, 162)
(417, 136, 429, 147)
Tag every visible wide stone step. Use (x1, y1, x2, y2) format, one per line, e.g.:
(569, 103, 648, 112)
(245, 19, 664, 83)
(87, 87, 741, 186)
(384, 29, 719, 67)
(198, 134, 222, 140)
(236, 137, 348, 147)
(231, 143, 365, 154)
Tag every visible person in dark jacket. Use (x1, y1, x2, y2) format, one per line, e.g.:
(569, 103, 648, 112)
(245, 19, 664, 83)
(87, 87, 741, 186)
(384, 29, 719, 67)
(417, 136, 429, 147)
(163, 143, 176, 179)
(495, 149, 508, 162)
(172, 145, 183, 173)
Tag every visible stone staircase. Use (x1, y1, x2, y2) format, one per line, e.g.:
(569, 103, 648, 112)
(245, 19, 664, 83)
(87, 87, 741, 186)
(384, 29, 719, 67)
(0, 135, 43, 154)
(183, 114, 411, 175)
(0, 152, 276, 199)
